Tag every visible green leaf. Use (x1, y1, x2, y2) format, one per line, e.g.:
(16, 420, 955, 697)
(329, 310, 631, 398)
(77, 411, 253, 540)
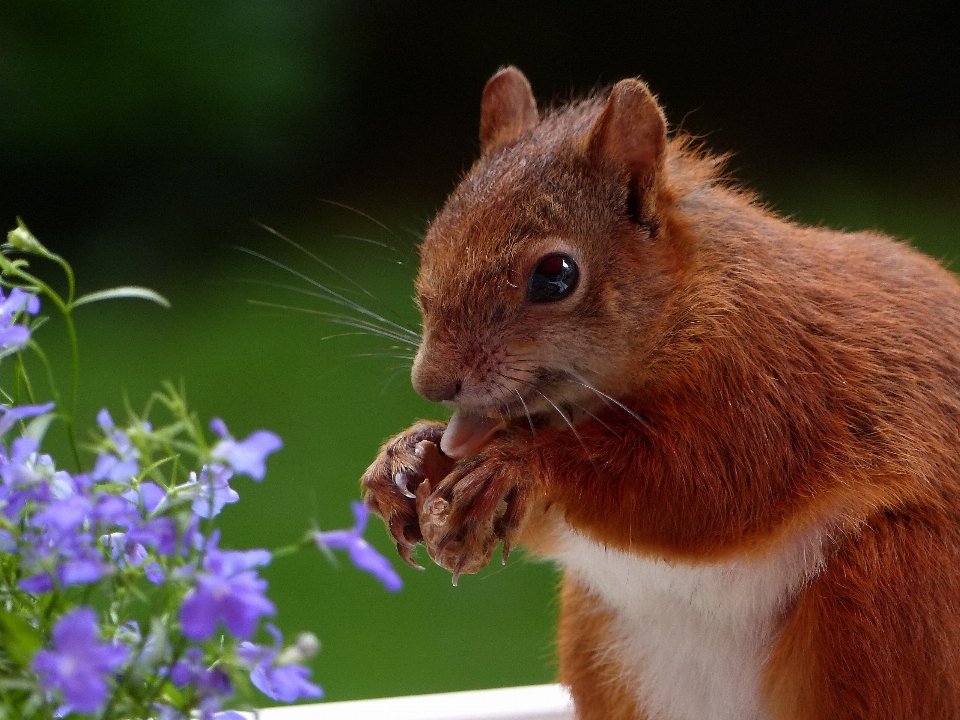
(0, 610, 43, 668)
(72, 286, 171, 309)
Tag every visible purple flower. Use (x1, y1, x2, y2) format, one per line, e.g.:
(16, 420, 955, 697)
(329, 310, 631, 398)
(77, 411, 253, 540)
(122, 481, 167, 514)
(1, 436, 45, 495)
(91, 409, 140, 482)
(94, 493, 140, 529)
(102, 515, 174, 584)
(18, 491, 111, 592)
(315, 501, 403, 592)
(18, 543, 109, 593)
(0, 287, 40, 353)
(179, 532, 275, 641)
(170, 647, 232, 695)
(32, 607, 130, 714)
(238, 625, 323, 702)
(183, 465, 239, 518)
(170, 647, 234, 719)
(0, 441, 42, 519)
(144, 561, 165, 583)
(127, 516, 178, 556)
(32, 494, 93, 533)
(0, 401, 55, 438)
(210, 418, 282, 481)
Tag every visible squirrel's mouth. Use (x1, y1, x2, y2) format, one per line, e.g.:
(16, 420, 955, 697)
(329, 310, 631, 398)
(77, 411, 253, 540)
(440, 372, 590, 460)
(439, 410, 507, 459)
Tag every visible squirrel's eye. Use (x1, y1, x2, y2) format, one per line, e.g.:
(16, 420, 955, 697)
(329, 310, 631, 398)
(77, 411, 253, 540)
(527, 253, 579, 303)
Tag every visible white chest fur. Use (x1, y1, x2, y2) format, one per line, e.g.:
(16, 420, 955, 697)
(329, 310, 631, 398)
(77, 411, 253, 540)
(551, 523, 825, 720)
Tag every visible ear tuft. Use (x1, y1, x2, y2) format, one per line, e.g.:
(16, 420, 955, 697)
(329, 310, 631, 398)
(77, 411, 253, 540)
(588, 79, 667, 186)
(480, 67, 538, 152)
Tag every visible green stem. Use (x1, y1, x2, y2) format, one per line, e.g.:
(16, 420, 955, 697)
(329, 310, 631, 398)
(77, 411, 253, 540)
(48, 253, 75, 306)
(271, 535, 317, 560)
(2, 267, 82, 469)
(13, 357, 36, 405)
(26, 342, 61, 408)
(60, 308, 82, 470)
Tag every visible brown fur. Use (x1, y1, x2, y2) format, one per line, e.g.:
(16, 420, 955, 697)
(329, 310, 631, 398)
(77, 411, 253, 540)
(558, 579, 647, 720)
(361, 67, 960, 718)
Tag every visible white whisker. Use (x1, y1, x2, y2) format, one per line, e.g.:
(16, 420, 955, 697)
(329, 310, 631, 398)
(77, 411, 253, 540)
(247, 300, 420, 347)
(317, 198, 407, 245)
(566, 371, 651, 428)
(235, 248, 422, 340)
(513, 388, 536, 434)
(255, 222, 390, 304)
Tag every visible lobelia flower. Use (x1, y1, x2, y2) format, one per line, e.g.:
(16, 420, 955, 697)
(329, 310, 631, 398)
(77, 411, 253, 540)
(19, 500, 110, 592)
(0, 431, 82, 525)
(15, 454, 180, 593)
(238, 624, 323, 703)
(179, 531, 275, 641)
(170, 648, 232, 692)
(314, 501, 403, 592)
(2, 441, 112, 592)
(0, 241, 411, 718)
(0, 436, 59, 518)
(0, 400, 55, 438)
(0, 436, 49, 520)
(209, 418, 282, 481)
(31, 607, 130, 714)
(101, 533, 158, 582)
(99, 482, 179, 584)
(173, 656, 267, 720)
(155, 707, 247, 720)
(0, 287, 40, 353)
(92, 409, 140, 482)
(182, 464, 239, 518)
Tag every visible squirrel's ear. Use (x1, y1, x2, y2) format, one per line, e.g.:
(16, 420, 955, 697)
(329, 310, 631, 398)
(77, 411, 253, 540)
(480, 67, 538, 152)
(588, 79, 667, 186)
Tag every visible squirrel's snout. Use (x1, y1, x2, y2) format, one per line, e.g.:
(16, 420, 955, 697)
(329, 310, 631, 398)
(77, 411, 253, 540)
(413, 374, 461, 403)
(411, 348, 462, 403)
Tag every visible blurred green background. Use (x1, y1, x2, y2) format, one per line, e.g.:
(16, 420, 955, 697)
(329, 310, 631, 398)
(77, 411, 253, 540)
(1, 0, 958, 705)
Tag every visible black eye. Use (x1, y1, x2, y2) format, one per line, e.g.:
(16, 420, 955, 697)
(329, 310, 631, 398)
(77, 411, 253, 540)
(527, 253, 579, 303)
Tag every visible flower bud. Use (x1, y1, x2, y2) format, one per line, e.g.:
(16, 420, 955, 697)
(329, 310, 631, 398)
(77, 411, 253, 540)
(7, 220, 46, 255)
(276, 632, 321, 665)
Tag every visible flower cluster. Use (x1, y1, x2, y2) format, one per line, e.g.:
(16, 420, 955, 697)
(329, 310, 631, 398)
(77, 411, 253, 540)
(0, 223, 404, 719)
(0, 285, 39, 354)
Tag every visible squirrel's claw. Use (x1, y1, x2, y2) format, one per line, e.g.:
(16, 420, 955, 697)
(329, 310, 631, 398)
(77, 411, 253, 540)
(417, 447, 531, 580)
(360, 421, 447, 558)
(397, 541, 424, 570)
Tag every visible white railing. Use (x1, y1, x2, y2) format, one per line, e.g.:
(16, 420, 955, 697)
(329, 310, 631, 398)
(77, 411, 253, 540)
(244, 684, 575, 720)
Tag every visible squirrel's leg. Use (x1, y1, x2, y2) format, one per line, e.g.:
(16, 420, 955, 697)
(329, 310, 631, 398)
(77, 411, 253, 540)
(558, 576, 650, 720)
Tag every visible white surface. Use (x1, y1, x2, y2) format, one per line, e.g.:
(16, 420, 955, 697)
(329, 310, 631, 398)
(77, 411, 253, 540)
(246, 684, 574, 720)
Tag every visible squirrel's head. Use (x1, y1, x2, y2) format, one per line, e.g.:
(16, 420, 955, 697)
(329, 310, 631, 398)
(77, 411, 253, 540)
(412, 67, 685, 458)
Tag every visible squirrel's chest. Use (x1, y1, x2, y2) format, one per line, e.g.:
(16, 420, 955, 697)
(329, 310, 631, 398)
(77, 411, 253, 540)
(551, 523, 824, 720)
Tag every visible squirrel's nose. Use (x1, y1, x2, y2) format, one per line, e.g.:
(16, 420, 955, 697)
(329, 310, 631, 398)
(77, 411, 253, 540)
(412, 372, 461, 403)
(411, 338, 464, 403)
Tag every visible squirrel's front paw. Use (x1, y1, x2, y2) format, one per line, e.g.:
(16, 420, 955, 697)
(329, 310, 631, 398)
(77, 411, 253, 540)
(360, 421, 451, 568)
(416, 444, 535, 584)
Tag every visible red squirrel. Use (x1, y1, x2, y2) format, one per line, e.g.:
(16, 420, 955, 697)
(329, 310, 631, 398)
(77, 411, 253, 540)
(360, 67, 960, 719)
